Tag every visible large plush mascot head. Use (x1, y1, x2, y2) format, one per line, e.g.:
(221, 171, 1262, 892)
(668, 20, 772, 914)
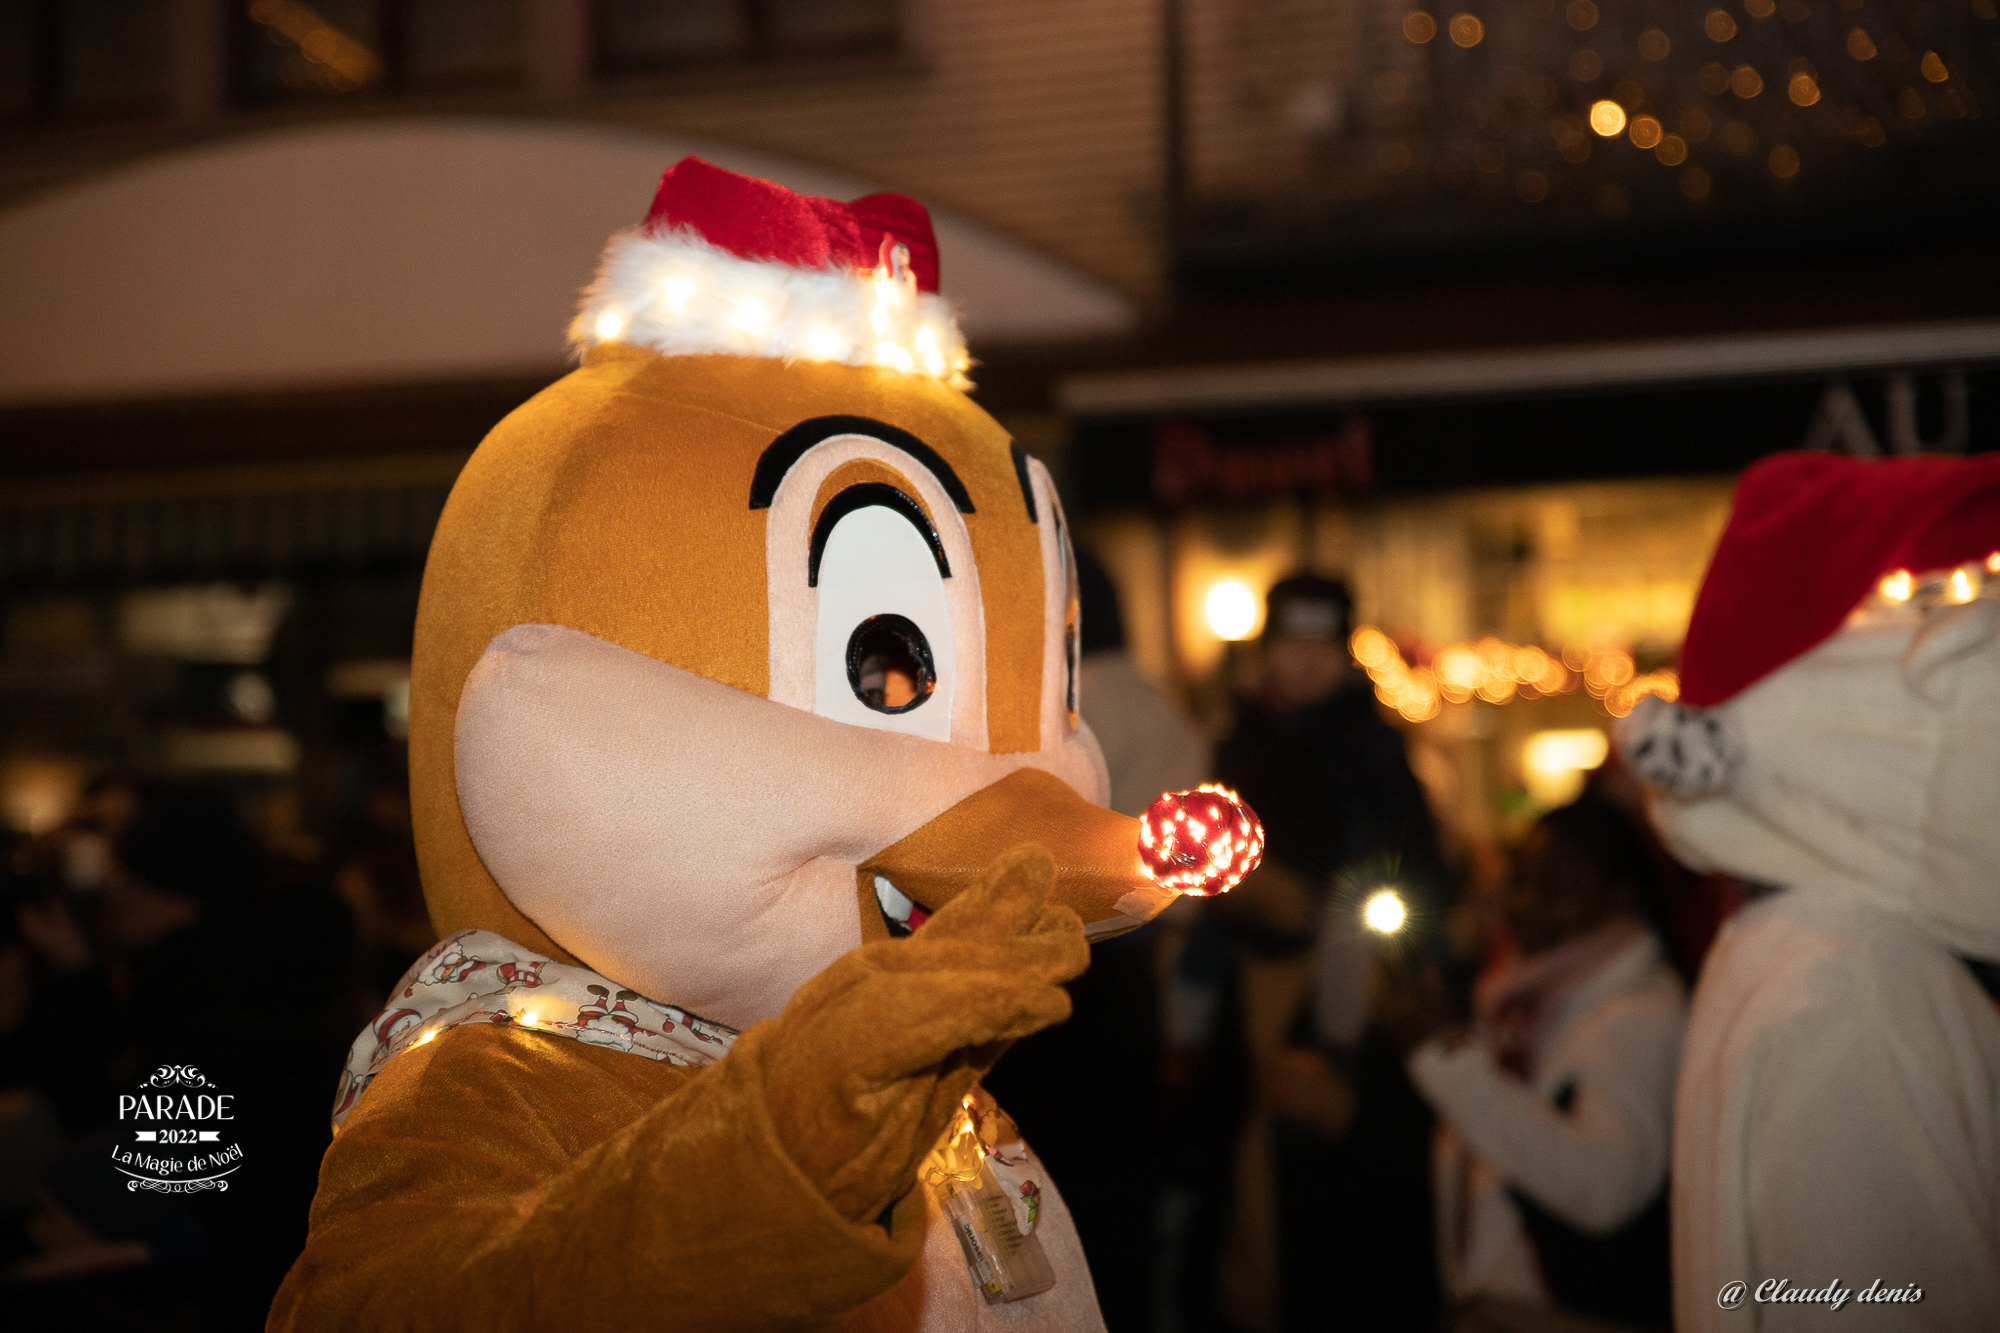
(408, 160, 1196, 1031)
(1617, 451, 2000, 959)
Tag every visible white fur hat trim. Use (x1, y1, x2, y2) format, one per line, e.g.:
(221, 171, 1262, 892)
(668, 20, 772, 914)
(569, 226, 971, 389)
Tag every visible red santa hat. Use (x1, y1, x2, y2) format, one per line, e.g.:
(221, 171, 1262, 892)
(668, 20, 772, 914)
(1678, 450, 2000, 706)
(571, 156, 969, 387)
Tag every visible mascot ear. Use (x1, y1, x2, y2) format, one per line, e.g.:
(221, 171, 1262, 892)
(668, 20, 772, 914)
(1615, 694, 1739, 798)
(1904, 597, 2000, 706)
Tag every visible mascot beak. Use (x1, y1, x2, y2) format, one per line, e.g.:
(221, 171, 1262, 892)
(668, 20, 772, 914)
(861, 769, 1262, 942)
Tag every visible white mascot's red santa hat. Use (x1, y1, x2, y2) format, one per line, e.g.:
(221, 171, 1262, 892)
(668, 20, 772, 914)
(1618, 450, 2000, 958)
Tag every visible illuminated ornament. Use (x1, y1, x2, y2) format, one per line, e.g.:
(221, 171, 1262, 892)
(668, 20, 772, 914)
(1362, 887, 1408, 935)
(933, 1096, 987, 1183)
(1138, 785, 1265, 896)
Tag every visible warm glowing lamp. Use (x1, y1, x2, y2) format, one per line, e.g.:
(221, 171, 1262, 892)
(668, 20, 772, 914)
(1206, 581, 1259, 640)
(1139, 785, 1265, 896)
(1523, 728, 1610, 806)
(1362, 888, 1408, 934)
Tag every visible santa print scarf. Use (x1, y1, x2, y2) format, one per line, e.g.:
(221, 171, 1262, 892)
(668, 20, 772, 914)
(330, 929, 741, 1130)
(329, 929, 1049, 1235)
(1473, 916, 1646, 1080)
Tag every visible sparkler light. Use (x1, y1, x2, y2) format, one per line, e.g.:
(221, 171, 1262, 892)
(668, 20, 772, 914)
(1362, 887, 1408, 935)
(1138, 785, 1265, 897)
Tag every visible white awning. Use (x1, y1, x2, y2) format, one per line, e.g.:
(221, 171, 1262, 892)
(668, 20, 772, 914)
(0, 118, 1136, 408)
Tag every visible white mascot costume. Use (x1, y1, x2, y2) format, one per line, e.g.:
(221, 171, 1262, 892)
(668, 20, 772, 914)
(1617, 450, 2000, 1331)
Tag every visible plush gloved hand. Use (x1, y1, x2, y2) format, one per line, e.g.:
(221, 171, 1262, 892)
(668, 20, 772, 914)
(758, 844, 1088, 1224)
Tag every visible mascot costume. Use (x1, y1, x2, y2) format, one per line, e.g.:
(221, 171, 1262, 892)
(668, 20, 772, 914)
(1615, 451, 2000, 1330)
(270, 158, 1260, 1332)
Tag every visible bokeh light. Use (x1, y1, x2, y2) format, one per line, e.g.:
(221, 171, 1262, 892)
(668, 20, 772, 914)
(1523, 729, 1609, 806)
(1362, 888, 1408, 935)
(1205, 580, 1259, 640)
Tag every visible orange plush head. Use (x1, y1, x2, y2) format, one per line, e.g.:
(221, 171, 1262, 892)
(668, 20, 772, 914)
(409, 160, 1188, 1030)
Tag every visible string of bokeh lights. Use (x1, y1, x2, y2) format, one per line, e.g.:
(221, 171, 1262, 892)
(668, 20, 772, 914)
(1349, 625, 1677, 723)
(1387, 0, 1992, 208)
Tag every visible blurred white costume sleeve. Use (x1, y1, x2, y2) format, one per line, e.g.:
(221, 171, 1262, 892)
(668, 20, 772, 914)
(1411, 932, 1684, 1305)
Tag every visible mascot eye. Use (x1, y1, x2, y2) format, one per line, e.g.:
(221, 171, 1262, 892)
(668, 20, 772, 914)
(811, 492, 955, 740)
(847, 614, 936, 712)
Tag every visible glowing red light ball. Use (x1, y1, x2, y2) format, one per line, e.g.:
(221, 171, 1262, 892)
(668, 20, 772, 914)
(1138, 785, 1265, 897)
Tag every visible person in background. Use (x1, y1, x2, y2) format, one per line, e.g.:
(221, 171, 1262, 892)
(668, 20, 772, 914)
(1071, 548, 1211, 819)
(1409, 796, 1684, 1333)
(1, 779, 357, 1325)
(1188, 573, 1447, 1333)
(329, 750, 436, 1029)
(983, 546, 1208, 1333)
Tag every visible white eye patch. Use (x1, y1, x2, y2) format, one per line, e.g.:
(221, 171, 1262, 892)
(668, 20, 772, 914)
(813, 503, 955, 742)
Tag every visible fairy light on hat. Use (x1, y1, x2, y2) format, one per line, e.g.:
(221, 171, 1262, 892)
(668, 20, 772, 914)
(1666, 452, 2000, 709)
(1138, 784, 1265, 897)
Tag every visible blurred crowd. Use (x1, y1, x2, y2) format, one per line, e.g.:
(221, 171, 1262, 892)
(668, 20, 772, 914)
(0, 748, 434, 1330)
(989, 556, 1743, 1333)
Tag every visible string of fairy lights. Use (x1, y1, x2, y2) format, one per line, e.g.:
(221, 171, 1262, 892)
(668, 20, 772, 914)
(1342, 552, 1997, 725)
(1349, 624, 1676, 723)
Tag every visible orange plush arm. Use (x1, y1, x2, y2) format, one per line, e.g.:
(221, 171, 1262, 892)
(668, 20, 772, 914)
(269, 1023, 923, 1333)
(270, 847, 1087, 1333)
